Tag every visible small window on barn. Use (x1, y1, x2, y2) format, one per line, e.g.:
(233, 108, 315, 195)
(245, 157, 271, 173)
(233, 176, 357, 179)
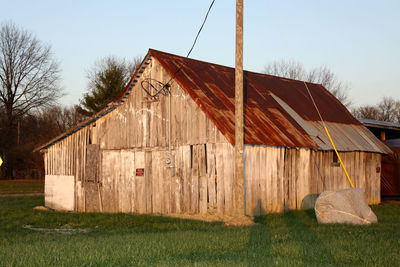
(332, 152, 340, 167)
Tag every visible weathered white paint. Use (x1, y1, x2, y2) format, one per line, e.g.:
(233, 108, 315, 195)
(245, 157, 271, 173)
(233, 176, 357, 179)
(45, 175, 75, 211)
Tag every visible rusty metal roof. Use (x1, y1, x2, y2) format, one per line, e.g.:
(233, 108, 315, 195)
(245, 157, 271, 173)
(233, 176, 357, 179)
(149, 49, 390, 153)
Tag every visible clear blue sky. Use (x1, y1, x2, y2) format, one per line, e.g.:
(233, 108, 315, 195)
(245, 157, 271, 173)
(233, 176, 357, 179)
(2, 0, 399, 108)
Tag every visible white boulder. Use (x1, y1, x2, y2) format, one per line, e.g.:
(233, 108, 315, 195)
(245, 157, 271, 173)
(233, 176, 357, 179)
(315, 188, 377, 225)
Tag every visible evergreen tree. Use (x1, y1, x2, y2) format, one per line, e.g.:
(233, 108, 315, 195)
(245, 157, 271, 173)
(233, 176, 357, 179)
(79, 56, 141, 116)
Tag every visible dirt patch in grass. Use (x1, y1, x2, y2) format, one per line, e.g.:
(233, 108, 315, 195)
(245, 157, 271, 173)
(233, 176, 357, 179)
(23, 224, 92, 235)
(165, 213, 255, 226)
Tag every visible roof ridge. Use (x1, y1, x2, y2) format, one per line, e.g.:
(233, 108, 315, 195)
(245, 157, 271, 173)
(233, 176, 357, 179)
(148, 48, 323, 87)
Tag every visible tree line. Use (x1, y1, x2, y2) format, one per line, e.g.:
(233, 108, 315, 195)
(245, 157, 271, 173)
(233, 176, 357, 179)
(0, 21, 398, 179)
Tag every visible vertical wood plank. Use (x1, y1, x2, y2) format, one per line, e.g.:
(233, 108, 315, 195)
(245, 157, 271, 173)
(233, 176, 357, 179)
(223, 143, 234, 215)
(182, 146, 191, 213)
(199, 144, 208, 214)
(190, 145, 199, 214)
(374, 154, 381, 204)
(255, 147, 263, 215)
(265, 148, 273, 212)
(135, 151, 146, 213)
(290, 149, 297, 209)
(245, 146, 254, 216)
(153, 151, 160, 214)
(283, 148, 289, 210)
(191, 104, 199, 144)
(198, 110, 207, 144)
(278, 148, 286, 212)
(216, 143, 225, 215)
(145, 151, 152, 213)
(151, 151, 159, 213)
(207, 113, 216, 144)
(174, 147, 183, 214)
(162, 150, 171, 214)
(186, 95, 192, 145)
(173, 85, 181, 147)
(206, 143, 217, 213)
(272, 148, 279, 212)
(359, 152, 366, 191)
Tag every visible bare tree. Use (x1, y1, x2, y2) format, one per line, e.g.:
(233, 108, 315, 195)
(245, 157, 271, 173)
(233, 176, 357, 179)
(0, 22, 62, 178)
(264, 59, 352, 107)
(351, 105, 380, 120)
(0, 22, 62, 124)
(39, 105, 87, 134)
(396, 102, 400, 123)
(78, 55, 142, 116)
(352, 96, 400, 123)
(376, 97, 399, 122)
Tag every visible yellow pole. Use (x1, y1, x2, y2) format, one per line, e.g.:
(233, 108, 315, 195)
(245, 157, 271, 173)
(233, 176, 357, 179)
(324, 126, 354, 188)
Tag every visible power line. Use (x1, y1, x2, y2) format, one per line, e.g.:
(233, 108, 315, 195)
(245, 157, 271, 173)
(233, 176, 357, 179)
(186, 0, 216, 58)
(141, 0, 216, 98)
(165, 0, 216, 87)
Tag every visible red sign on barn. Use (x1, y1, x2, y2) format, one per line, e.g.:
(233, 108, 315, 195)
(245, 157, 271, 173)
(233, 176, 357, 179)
(136, 168, 144, 176)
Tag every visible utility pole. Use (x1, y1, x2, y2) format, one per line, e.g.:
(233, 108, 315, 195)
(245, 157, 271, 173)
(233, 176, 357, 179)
(234, 0, 244, 216)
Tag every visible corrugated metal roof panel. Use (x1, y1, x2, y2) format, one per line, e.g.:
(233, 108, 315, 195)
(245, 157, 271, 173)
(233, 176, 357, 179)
(305, 122, 391, 153)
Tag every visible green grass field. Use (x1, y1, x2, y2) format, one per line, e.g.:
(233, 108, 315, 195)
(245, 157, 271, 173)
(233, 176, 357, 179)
(0, 196, 399, 266)
(0, 179, 44, 194)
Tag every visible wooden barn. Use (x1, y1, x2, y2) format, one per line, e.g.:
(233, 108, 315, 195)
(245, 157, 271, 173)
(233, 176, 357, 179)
(37, 49, 390, 216)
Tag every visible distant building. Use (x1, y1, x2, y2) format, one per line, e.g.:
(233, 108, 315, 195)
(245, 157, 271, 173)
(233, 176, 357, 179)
(359, 118, 400, 198)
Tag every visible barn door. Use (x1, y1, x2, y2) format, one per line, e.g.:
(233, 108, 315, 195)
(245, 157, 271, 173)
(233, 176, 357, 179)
(85, 144, 101, 212)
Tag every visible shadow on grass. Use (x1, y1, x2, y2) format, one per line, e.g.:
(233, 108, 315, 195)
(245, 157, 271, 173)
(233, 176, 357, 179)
(250, 200, 337, 265)
(246, 200, 273, 265)
(283, 209, 337, 265)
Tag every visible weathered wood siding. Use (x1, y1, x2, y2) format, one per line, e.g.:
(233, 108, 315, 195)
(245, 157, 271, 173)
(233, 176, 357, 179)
(245, 146, 381, 216)
(86, 143, 235, 215)
(92, 57, 226, 150)
(44, 127, 91, 180)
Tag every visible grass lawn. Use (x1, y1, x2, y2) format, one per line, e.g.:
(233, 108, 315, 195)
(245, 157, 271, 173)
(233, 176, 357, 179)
(0, 179, 44, 194)
(0, 196, 399, 266)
